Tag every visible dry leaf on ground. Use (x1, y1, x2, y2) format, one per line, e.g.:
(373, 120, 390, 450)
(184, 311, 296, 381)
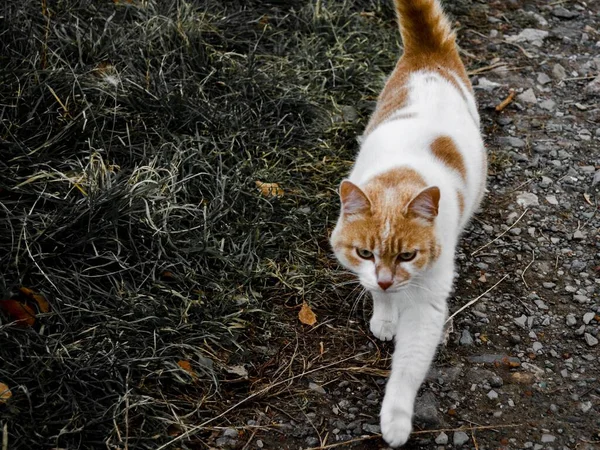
(177, 360, 197, 378)
(299, 302, 317, 326)
(225, 365, 248, 378)
(0, 300, 36, 327)
(19, 287, 50, 313)
(0, 382, 12, 404)
(255, 181, 284, 198)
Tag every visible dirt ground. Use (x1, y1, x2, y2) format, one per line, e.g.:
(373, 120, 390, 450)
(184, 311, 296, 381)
(1, 0, 599, 449)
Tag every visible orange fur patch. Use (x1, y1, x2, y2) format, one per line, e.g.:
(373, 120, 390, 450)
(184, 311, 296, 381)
(430, 136, 466, 180)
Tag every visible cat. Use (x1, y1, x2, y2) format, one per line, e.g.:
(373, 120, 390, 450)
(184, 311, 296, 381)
(330, 0, 487, 446)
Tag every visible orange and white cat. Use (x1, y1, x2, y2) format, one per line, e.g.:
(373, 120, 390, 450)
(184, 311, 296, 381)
(330, 0, 486, 446)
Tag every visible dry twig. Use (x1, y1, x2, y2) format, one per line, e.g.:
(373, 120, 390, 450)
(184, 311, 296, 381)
(495, 88, 516, 112)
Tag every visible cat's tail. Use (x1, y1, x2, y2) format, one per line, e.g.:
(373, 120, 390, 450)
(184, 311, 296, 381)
(394, 0, 456, 57)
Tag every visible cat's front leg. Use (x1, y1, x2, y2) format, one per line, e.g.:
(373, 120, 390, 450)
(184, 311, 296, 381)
(380, 300, 447, 447)
(369, 293, 397, 341)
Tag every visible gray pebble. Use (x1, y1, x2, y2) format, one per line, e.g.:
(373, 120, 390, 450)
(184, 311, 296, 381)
(583, 312, 595, 324)
(222, 429, 238, 439)
(566, 314, 577, 326)
(453, 431, 470, 446)
(460, 329, 474, 346)
(541, 434, 556, 443)
(552, 63, 567, 80)
(514, 315, 528, 328)
(518, 88, 537, 104)
(362, 423, 381, 434)
(435, 432, 449, 445)
(584, 333, 598, 347)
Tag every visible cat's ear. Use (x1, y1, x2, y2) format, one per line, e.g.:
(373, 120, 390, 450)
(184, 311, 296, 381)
(339, 180, 371, 216)
(406, 186, 440, 221)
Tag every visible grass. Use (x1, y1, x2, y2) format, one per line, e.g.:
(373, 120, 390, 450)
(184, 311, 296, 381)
(0, 1, 409, 448)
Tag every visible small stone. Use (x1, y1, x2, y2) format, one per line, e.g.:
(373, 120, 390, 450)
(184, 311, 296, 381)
(552, 7, 578, 19)
(583, 312, 595, 324)
(477, 77, 501, 91)
(256, 439, 264, 448)
(532, 341, 543, 352)
(222, 429, 238, 439)
(545, 195, 558, 205)
(460, 329, 474, 346)
(514, 315, 528, 329)
(435, 432, 449, 445)
(541, 434, 556, 443)
(575, 325, 586, 336)
(552, 64, 567, 80)
(453, 431, 470, 446)
(543, 282, 556, 289)
(585, 74, 600, 97)
(573, 294, 589, 304)
(216, 437, 237, 448)
(309, 382, 327, 395)
(509, 334, 521, 344)
(499, 136, 526, 148)
(305, 437, 319, 446)
(539, 99, 556, 111)
(573, 230, 585, 240)
(506, 28, 549, 47)
(362, 423, 381, 434)
(518, 88, 537, 104)
(414, 392, 441, 426)
(584, 333, 598, 347)
(537, 73, 551, 85)
(580, 401, 593, 413)
(487, 389, 499, 400)
(566, 314, 577, 326)
(540, 176, 553, 187)
(516, 192, 539, 208)
(534, 300, 548, 311)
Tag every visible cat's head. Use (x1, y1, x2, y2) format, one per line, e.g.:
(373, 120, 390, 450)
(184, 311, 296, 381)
(330, 169, 441, 293)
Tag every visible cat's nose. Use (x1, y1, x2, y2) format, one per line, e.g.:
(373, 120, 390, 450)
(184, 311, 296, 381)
(378, 280, 393, 291)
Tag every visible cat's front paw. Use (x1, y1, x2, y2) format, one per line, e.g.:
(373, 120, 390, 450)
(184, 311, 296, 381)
(370, 317, 396, 341)
(380, 406, 412, 448)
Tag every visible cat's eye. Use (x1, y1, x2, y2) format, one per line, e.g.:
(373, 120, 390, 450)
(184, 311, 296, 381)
(356, 248, 373, 259)
(397, 251, 417, 262)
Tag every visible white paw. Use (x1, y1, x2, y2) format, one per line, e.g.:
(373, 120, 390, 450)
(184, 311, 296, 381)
(380, 406, 412, 447)
(370, 317, 396, 341)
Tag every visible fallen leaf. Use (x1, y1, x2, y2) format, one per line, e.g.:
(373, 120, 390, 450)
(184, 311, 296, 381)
(225, 365, 248, 378)
(255, 181, 284, 198)
(298, 302, 317, 326)
(0, 300, 36, 327)
(177, 360, 197, 378)
(509, 372, 535, 384)
(19, 287, 50, 313)
(0, 382, 12, 404)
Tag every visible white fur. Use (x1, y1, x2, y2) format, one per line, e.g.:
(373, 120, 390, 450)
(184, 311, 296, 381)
(334, 68, 485, 447)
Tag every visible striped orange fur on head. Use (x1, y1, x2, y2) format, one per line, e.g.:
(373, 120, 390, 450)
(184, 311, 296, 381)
(332, 168, 441, 289)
